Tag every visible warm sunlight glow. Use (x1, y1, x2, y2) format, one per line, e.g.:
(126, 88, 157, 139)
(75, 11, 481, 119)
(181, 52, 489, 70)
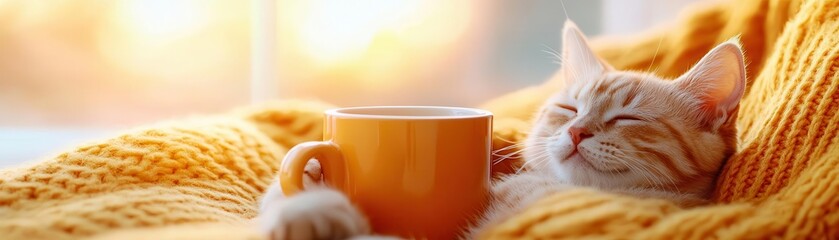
(98, 0, 232, 84)
(90, 0, 476, 91)
(0, 0, 499, 129)
(90, 0, 478, 96)
(291, 0, 472, 68)
(117, 0, 209, 43)
(297, 0, 420, 64)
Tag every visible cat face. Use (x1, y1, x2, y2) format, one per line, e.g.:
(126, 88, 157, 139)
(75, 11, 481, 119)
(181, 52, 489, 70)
(525, 21, 745, 195)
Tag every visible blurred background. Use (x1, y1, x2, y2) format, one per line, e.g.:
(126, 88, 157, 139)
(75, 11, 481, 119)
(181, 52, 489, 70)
(0, 0, 698, 166)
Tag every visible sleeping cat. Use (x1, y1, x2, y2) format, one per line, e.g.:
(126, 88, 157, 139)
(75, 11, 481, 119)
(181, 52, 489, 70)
(257, 20, 746, 239)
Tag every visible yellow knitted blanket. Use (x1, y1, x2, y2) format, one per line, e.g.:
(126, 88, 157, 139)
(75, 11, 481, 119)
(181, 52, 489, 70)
(2, 0, 837, 239)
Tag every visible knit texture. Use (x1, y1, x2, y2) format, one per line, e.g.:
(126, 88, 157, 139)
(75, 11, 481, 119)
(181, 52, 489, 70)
(0, 100, 331, 239)
(1, 0, 837, 239)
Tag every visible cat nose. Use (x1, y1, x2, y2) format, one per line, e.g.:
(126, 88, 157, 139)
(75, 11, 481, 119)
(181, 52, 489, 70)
(568, 126, 593, 145)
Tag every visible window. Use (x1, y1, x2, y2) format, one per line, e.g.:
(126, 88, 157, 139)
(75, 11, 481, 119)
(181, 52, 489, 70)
(0, 0, 697, 166)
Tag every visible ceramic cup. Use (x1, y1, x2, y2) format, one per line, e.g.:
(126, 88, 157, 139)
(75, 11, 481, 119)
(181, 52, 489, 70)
(279, 106, 493, 239)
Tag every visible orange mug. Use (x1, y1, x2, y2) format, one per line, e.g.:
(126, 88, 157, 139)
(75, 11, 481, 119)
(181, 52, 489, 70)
(280, 106, 493, 239)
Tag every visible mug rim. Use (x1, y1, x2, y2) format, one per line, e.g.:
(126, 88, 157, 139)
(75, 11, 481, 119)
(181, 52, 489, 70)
(326, 106, 493, 120)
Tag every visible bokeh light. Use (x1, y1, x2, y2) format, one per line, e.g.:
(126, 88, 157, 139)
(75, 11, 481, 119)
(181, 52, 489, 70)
(117, 0, 209, 43)
(0, 0, 486, 127)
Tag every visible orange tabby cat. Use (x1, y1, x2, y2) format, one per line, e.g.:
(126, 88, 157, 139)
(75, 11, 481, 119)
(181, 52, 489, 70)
(258, 20, 745, 239)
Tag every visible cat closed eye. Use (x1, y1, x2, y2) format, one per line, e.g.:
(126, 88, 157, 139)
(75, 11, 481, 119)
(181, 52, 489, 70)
(554, 104, 577, 113)
(608, 115, 643, 123)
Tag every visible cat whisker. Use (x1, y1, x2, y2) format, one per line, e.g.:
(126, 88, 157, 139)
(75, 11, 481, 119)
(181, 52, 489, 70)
(494, 136, 523, 145)
(630, 156, 680, 193)
(491, 152, 524, 158)
(491, 146, 541, 160)
(605, 136, 686, 194)
(630, 161, 661, 190)
(526, 159, 551, 174)
(492, 154, 524, 164)
(541, 46, 564, 65)
(646, 36, 664, 73)
(536, 152, 553, 164)
(492, 143, 528, 154)
(514, 160, 528, 174)
(492, 144, 530, 157)
(517, 151, 551, 174)
(539, 46, 582, 83)
(614, 156, 655, 187)
(614, 149, 678, 192)
(495, 136, 548, 146)
(492, 144, 546, 165)
(649, 165, 681, 193)
(515, 161, 532, 175)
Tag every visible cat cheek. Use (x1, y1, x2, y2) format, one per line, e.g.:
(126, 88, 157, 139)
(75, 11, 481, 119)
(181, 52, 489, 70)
(544, 113, 571, 126)
(547, 135, 575, 158)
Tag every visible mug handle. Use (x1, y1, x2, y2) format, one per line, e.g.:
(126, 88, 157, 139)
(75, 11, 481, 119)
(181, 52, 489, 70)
(279, 141, 346, 196)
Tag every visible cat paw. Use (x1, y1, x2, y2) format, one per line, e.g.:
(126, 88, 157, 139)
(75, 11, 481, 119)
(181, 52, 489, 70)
(259, 189, 371, 240)
(302, 160, 323, 187)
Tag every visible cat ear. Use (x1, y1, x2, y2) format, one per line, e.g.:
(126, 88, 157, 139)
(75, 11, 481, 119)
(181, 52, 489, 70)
(561, 21, 612, 81)
(675, 40, 746, 125)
